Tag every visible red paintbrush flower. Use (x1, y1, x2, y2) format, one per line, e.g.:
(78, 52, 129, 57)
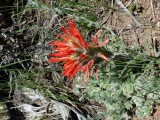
(49, 19, 113, 79)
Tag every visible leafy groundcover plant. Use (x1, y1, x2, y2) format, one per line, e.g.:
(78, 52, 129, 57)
(49, 19, 160, 119)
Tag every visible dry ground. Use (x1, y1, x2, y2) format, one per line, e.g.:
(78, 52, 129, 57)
(100, 0, 160, 57)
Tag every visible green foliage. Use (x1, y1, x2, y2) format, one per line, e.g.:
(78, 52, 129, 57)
(1, 0, 160, 119)
(56, 0, 112, 31)
(9, 68, 81, 105)
(80, 37, 160, 119)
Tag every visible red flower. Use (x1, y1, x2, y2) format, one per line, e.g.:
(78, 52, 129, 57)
(49, 19, 112, 79)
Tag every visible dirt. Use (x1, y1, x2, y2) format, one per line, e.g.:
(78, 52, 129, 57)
(100, 0, 160, 57)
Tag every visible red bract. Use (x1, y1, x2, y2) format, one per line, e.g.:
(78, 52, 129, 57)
(49, 19, 112, 79)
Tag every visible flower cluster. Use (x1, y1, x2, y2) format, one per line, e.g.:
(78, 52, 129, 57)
(49, 19, 113, 79)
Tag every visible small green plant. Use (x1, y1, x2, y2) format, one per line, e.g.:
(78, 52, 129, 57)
(80, 35, 160, 119)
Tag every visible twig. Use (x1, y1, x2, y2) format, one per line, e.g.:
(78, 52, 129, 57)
(9, 73, 13, 98)
(125, 0, 133, 8)
(101, 0, 114, 25)
(115, 0, 142, 27)
(150, 0, 156, 20)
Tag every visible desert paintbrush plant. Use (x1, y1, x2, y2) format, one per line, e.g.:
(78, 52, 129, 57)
(49, 19, 113, 79)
